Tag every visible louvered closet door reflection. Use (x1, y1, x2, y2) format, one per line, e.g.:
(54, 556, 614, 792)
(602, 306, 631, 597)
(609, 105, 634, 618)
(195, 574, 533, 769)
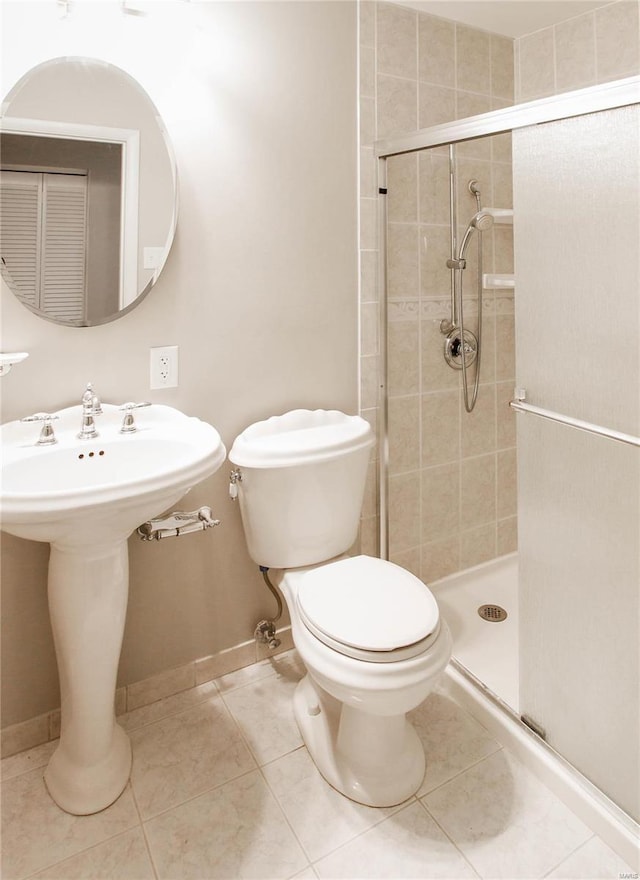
(0, 169, 42, 307)
(41, 173, 87, 322)
(0, 170, 88, 322)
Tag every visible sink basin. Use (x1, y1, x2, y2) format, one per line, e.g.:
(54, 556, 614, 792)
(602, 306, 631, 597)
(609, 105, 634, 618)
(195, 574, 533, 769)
(1, 403, 226, 543)
(0, 402, 226, 816)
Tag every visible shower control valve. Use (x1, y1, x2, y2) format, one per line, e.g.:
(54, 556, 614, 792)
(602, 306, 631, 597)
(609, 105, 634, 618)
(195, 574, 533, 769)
(444, 328, 478, 371)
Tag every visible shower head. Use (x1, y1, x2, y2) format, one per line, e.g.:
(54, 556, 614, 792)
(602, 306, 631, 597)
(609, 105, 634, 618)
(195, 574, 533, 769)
(470, 210, 494, 232)
(458, 211, 494, 260)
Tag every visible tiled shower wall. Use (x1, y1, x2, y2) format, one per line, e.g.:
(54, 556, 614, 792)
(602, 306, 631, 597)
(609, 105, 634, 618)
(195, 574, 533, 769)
(358, 0, 639, 580)
(515, 0, 640, 100)
(358, 1, 516, 580)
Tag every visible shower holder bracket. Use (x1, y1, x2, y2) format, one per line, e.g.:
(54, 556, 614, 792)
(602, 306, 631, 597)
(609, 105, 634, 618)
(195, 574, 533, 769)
(444, 328, 478, 370)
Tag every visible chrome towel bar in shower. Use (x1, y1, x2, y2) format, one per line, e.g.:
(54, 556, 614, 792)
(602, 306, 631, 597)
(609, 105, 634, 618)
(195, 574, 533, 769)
(510, 389, 640, 448)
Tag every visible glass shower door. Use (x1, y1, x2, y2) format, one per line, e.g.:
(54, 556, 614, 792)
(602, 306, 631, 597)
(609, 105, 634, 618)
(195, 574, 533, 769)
(513, 104, 640, 823)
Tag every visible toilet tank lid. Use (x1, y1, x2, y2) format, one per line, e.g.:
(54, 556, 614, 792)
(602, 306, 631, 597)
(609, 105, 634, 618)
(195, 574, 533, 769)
(229, 409, 375, 468)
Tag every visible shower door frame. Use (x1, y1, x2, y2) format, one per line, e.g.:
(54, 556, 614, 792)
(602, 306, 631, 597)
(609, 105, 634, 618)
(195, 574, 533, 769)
(374, 74, 640, 559)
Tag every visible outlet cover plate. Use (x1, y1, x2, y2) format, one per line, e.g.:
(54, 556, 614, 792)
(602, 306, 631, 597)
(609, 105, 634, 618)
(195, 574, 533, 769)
(150, 345, 179, 389)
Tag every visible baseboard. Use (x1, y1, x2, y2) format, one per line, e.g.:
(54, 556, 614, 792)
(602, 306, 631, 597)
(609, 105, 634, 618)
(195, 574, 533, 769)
(1, 626, 294, 760)
(443, 661, 639, 871)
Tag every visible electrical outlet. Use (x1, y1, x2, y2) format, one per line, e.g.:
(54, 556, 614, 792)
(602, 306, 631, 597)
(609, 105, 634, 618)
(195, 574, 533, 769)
(150, 345, 179, 389)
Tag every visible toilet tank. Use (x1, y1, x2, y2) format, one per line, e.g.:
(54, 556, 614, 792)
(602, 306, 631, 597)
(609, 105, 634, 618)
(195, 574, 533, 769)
(229, 410, 375, 569)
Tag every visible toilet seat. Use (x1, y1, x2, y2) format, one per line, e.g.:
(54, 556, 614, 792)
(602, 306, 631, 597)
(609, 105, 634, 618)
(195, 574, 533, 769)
(296, 555, 441, 663)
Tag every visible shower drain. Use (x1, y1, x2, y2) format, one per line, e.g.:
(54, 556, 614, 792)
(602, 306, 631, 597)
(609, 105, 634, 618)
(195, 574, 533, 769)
(478, 604, 508, 622)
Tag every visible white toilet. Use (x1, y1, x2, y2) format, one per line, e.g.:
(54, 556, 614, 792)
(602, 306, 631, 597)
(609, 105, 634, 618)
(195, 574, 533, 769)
(229, 409, 452, 807)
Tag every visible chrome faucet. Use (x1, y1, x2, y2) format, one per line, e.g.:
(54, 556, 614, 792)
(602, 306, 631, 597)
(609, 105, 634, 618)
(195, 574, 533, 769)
(77, 382, 101, 440)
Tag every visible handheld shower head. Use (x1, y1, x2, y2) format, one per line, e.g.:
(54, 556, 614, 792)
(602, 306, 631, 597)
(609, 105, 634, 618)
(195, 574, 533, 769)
(458, 210, 494, 260)
(470, 210, 494, 232)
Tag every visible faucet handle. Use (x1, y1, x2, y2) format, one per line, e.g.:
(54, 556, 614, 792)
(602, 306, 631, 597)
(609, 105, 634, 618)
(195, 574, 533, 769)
(119, 401, 152, 411)
(118, 401, 151, 434)
(21, 412, 59, 446)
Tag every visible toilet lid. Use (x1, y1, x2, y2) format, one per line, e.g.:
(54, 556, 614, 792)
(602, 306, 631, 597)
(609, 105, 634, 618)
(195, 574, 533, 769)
(296, 556, 440, 662)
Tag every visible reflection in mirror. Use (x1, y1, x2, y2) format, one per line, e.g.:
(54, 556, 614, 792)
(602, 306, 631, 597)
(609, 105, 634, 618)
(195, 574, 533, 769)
(0, 57, 177, 327)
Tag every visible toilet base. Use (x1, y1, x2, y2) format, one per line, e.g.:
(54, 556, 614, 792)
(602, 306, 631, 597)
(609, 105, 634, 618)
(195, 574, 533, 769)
(293, 674, 425, 807)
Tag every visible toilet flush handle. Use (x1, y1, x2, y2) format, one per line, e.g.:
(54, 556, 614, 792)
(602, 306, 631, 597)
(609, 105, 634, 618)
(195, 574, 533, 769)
(229, 468, 243, 500)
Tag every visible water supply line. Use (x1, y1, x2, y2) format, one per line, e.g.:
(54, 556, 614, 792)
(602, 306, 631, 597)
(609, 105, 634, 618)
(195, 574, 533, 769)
(254, 567, 283, 650)
(228, 468, 282, 650)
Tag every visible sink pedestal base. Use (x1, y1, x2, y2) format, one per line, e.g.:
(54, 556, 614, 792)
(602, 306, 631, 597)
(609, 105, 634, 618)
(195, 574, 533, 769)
(45, 539, 132, 815)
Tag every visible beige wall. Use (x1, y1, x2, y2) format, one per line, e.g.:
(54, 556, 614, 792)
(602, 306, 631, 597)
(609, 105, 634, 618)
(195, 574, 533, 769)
(0, 0, 358, 726)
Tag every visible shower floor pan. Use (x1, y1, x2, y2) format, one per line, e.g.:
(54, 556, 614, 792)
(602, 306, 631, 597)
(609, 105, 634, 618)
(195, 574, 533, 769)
(431, 552, 519, 712)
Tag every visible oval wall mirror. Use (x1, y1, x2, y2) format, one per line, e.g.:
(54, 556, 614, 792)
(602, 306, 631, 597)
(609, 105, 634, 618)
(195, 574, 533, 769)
(0, 57, 177, 327)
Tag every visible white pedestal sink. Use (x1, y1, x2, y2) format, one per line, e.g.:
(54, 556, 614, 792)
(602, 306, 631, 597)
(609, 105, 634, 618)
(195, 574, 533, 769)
(0, 403, 226, 815)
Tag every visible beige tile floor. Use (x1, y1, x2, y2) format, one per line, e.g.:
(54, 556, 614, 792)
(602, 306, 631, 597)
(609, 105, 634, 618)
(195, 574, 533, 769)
(1, 650, 634, 880)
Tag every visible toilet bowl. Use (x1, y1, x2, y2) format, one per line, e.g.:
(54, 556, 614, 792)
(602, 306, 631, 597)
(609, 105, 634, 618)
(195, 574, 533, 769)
(229, 410, 452, 806)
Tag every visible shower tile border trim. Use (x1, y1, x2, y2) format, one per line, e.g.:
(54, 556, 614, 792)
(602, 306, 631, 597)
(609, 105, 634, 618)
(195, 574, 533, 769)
(388, 293, 515, 322)
(0, 628, 295, 760)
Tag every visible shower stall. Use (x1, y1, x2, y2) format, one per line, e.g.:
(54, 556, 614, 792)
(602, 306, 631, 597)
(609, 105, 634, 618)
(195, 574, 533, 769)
(375, 76, 640, 854)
